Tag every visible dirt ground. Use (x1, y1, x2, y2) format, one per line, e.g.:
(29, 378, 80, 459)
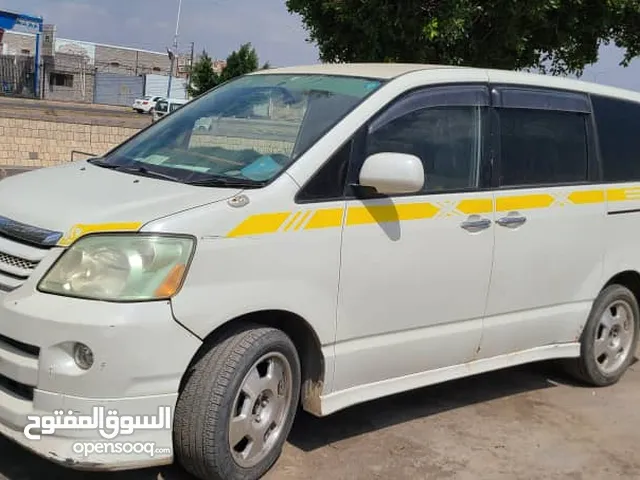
(0, 355, 638, 480)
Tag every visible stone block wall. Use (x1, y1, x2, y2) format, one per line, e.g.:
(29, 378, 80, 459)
(0, 117, 138, 167)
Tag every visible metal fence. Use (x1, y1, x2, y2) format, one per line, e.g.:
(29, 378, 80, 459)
(94, 72, 144, 106)
(0, 55, 35, 97)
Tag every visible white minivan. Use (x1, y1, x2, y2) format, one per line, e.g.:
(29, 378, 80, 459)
(0, 63, 639, 479)
(152, 97, 188, 122)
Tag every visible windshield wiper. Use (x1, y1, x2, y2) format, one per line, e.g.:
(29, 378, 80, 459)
(88, 159, 185, 183)
(185, 175, 267, 188)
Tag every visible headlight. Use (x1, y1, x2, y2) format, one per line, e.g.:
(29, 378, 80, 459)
(38, 234, 194, 301)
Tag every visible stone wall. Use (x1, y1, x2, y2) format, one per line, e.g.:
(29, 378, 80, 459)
(0, 98, 147, 170)
(0, 116, 139, 167)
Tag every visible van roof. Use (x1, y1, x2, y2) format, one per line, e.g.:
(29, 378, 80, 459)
(250, 63, 451, 80)
(250, 62, 640, 103)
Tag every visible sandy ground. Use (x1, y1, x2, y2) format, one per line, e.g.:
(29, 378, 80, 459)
(0, 357, 638, 480)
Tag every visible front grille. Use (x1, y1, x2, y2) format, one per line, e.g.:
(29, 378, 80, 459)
(0, 334, 39, 358)
(0, 373, 34, 401)
(0, 215, 58, 292)
(0, 252, 38, 273)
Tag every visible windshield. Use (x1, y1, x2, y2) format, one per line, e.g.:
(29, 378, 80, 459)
(97, 73, 383, 187)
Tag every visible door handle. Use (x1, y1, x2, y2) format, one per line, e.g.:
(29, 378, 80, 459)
(460, 215, 492, 232)
(496, 211, 527, 228)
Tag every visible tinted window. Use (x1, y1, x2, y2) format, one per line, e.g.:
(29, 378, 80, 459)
(592, 94, 640, 182)
(297, 140, 352, 202)
(498, 109, 588, 186)
(366, 106, 483, 193)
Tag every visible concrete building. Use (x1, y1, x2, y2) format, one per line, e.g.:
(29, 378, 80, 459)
(0, 30, 190, 103)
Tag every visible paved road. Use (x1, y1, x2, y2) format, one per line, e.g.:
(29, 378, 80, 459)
(0, 358, 638, 480)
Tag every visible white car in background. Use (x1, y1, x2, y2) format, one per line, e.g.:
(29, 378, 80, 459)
(132, 95, 163, 114)
(152, 97, 188, 121)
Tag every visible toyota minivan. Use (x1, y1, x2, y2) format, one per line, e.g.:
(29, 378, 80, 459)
(0, 63, 639, 480)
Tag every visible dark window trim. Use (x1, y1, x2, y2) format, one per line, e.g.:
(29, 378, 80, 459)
(346, 83, 493, 201)
(368, 84, 491, 134)
(490, 83, 597, 189)
(491, 84, 592, 113)
(294, 137, 354, 204)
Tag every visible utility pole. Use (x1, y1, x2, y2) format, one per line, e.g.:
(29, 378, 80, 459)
(186, 41, 194, 98)
(166, 0, 182, 98)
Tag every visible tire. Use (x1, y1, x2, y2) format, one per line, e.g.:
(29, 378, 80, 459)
(174, 324, 301, 480)
(567, 284, 639, 386)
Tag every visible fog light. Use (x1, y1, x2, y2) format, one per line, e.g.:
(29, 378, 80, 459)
(73, 343, 94, 370)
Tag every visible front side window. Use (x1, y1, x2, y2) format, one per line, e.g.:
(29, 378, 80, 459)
(365, 105, 483, 193)
(498, 108, 589, 187)
(94, 74, 383, 187)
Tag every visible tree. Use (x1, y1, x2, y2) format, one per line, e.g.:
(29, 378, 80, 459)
(286, 0, 640, 76)
(188, 50, 219, 97)
(187, 44, 270, 96)
(220, 43, 260, 82)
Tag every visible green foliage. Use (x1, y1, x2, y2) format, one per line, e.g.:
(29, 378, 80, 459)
(187, 50, 218, 97)
(220, 43, 260, 82)
(286, 0, 640, 76)
(188, 44, 271, 97)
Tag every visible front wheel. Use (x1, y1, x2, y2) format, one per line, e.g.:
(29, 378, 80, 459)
(567, 284, 639, 386)
(174, 324, 301, 480)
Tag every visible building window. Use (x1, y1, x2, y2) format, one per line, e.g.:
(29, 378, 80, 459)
(152, 67, 162, 72)
(20, 49, 31, 55)
(49, 73, 74, 88)
(109, 62, 121, 67)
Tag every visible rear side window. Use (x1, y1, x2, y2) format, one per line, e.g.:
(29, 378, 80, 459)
(591, 94, 640, 182)
(498, 109, 589, 186)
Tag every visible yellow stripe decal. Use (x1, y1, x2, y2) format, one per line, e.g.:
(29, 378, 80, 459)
(293, 211, 312, 231)
(456, 198, 493, 215)
(58, 222, 143, 246)
(607, 187, 640, 202)
(568, 190, 605, 205)
(226, 212, 290, 238)
(283, 211, 302, 231)
(496, 194, 554, 212)
(225, 185, 640, 237)
(305, 208, 345, 230)
(347, 202, 439, 226)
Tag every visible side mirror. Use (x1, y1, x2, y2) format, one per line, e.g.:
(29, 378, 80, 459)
(358, 152, 425, 195)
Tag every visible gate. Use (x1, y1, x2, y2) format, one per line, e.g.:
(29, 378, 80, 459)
(93, 72, 143, 106)
(0, 55, 35, 97)
(144, 73, 187, 100)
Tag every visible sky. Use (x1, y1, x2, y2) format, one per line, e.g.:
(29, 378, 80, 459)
(2, 0, 640, 91)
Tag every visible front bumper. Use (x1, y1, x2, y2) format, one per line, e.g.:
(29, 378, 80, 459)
(0, 287, 202, 469)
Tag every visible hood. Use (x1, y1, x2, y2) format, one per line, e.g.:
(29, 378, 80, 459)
(0, 161, 242, 239)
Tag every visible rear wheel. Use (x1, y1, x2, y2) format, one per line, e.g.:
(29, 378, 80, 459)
(174, 324, 301, 480)
(567, 284, 639, 386)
